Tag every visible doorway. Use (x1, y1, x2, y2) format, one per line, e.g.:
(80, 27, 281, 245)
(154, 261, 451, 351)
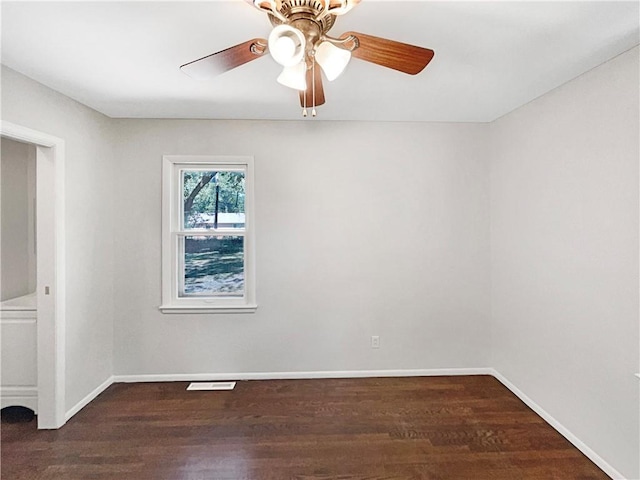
(0, 121, 66, 429)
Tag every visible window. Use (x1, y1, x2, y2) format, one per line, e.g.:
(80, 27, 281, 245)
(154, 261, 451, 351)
(160, 156, 256, 313)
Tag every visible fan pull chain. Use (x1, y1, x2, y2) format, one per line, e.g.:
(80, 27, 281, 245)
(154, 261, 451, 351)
(311, 58, 317, 117)
(302, 68, 308, 117)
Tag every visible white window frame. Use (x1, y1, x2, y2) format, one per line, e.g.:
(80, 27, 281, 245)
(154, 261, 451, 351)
(160, 155, 257, 314)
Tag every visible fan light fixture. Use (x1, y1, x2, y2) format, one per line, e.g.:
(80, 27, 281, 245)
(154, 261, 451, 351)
(253, 0, 288, 22)
(180, 0, 436, 118)
(277, 62, 307, 91)
(322, 0, 358, 17)
(253, 0, 276, 10)
(268, 25, 306, 67)
(315, 41, 351, 81)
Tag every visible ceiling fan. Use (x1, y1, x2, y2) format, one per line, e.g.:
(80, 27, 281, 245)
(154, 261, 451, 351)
(180, 0, 435, 117)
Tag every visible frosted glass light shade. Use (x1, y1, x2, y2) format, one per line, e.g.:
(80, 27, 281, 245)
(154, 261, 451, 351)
(268, 25, 306, 67)
(277, 62, 307, 91)
(315, 41, 351, 81)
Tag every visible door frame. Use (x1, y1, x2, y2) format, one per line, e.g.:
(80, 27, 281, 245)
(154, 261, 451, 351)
(1, 121, 66, 429)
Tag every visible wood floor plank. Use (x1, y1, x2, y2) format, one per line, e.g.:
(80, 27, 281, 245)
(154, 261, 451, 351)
(1, 376, 609, 479)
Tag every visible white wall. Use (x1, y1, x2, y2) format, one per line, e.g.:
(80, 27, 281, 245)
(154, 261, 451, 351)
(1, 66, 115, 412)
(490, 46, 639, 479)
(112, 119, 491, 376)
(3, 44, 638, 478)
(1, 137, 36, 301)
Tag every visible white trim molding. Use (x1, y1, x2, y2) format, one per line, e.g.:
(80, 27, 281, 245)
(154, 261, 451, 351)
(1, 121, 66, 429)
(158, 305, 258, 314)
(491, 369, 626, 480)
(1, 122, 62, 148)
(161, 155, 257, 313)
(113, 368, 493, 384)
(0, 386, 38, 412)
(65, 376, 114, 422)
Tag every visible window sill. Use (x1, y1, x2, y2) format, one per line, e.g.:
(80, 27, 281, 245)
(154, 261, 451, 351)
(159, 304, 258, 314)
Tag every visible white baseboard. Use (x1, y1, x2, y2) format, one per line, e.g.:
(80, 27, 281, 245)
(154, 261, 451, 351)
(64, 376, 114, 422)
(1, 386, 38, 412)
(112, 367, 493, 384)
(491, 369, 625, 480)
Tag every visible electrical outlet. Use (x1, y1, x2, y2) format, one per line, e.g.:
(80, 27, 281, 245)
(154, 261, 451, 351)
(371, 335, 380, 349)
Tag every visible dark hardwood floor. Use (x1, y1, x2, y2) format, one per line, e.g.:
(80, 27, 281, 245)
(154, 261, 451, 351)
(1, 376, 609, 479)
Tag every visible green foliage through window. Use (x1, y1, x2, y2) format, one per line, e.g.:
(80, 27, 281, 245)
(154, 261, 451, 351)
(183, 171, 245, 229)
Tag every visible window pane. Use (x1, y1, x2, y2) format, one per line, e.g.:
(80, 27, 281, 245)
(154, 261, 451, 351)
(181, 236, 244, 297)
(182, 170, 245, 229)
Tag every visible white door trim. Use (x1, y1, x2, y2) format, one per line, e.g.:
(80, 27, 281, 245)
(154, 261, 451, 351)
(1, 121, 66, 429)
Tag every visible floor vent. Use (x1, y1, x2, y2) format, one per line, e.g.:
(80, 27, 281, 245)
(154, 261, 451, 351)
(187, 382, 236, 391)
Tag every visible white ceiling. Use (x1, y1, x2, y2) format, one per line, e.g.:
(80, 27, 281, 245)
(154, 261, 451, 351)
(1, 1, 638, 122)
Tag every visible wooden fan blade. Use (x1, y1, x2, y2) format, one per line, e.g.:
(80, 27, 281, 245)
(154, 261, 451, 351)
(299, 65, 325, 108)
(180, 39, 268, 80)
(342, 31, 434, 75)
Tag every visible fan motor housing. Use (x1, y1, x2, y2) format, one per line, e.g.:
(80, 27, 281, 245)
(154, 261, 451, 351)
(269, 0, 336, 35)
